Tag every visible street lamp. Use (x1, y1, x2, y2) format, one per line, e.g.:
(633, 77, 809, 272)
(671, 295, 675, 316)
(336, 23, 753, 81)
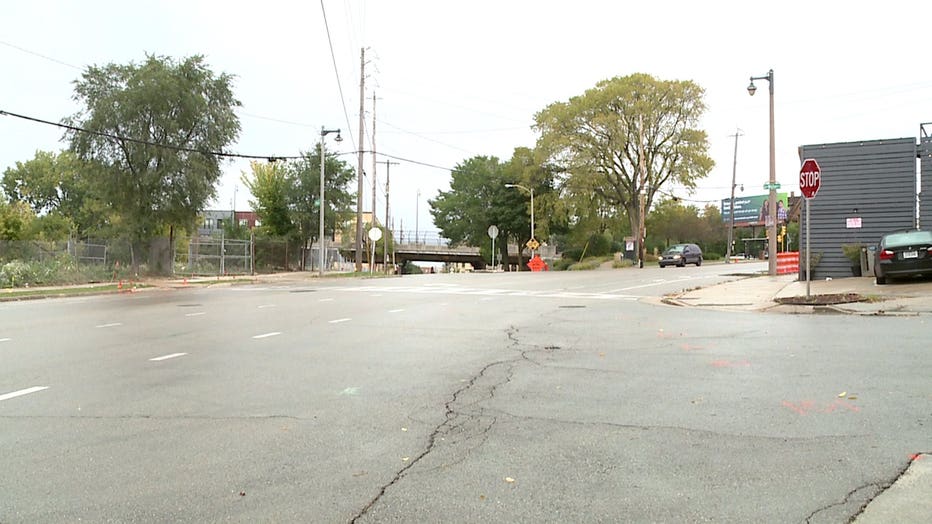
(747, 69, 777, 276)
(319, 127, 342, 277)
(505, 183, 535, 257)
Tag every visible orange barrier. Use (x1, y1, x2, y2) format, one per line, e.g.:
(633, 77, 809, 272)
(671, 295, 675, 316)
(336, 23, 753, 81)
(776, 251, 799, 275)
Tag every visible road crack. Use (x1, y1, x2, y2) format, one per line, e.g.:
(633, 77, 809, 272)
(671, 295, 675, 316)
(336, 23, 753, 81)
(803, 455, 917, 523)
(350, 326, 545, 523)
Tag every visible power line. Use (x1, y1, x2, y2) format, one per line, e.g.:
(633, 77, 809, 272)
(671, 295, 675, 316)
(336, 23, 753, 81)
(0, 108, 301, 162)
(0, 40, 82, 70)
(320, 0, 356, 147)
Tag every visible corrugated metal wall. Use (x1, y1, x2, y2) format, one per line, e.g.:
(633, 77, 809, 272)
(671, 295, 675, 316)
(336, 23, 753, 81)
(798, 138, 917, 279)
(920, 133, 932, 229)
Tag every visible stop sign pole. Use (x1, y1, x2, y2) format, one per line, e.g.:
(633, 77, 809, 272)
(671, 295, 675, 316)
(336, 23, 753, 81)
(800, 158, 822, 298)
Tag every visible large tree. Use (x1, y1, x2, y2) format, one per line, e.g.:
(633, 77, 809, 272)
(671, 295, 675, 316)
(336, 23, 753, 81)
(66, 54, 241, 270)
(430, 150, 554, 270)
(535, 73, 714, 262)
(2, 150, 109, 237)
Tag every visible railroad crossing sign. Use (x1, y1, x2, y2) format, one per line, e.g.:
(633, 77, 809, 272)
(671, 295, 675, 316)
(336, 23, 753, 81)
(526, 238, 540, 251)
(799, 158, 822, 199)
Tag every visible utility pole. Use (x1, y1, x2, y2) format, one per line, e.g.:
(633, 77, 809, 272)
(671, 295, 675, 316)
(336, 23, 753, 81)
(637, 114, 647, 269)
(355, 48, 366, 272)
(380, 160, 399, 273)
(371, 91, 377, 271)
(726, 129, 743, 263)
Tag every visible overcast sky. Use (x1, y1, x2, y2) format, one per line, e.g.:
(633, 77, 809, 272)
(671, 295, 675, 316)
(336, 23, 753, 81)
(3, 0, 931, 237)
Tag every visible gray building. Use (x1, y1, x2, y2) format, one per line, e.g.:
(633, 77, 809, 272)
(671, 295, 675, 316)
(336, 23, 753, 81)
(798, 138, 917, 279)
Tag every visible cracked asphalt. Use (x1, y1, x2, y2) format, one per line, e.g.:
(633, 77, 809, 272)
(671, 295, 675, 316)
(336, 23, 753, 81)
(2, 266, 930, 522)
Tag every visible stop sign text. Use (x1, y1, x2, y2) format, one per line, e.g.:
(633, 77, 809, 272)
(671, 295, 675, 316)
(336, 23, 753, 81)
(799, 158, 822, 199)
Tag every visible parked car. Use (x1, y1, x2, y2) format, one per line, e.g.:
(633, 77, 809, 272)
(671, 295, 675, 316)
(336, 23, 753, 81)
(873, 229, 932, 284)
(659, 243, 703, 267)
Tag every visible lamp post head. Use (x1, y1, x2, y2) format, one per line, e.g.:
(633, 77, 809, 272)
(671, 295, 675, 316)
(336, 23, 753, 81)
(747, 80, 757, 96)
(321, 128, 342, 142)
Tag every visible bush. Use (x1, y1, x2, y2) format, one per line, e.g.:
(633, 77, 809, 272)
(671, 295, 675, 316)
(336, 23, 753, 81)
(550, 257, 574, 271)
(0, 261, 36, 288)
(585, 234, 612, 257)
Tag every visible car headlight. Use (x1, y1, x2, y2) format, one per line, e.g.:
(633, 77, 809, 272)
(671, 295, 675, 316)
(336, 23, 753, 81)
(673, 255, 681, 260)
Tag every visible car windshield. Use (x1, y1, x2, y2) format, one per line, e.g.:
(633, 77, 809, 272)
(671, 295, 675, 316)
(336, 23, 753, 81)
(883, 231, 932, 248)
(665, 245, 685, 254)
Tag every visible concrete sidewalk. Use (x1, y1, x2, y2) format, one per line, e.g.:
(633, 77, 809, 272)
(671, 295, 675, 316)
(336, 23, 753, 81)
(668, 273, 932, 316)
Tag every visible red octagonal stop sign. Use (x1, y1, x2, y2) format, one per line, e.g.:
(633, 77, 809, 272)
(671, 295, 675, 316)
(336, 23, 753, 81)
(799, 158, 822, 199)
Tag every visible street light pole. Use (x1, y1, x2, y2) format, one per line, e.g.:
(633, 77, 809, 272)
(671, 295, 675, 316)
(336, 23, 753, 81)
(748, 69, 777, 276)
(726, 129, 743, 264)
(319, 127, 342, 277)
(505, 183, 535, 257)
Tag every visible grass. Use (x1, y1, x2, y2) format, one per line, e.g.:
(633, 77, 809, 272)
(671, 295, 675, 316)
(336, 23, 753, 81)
(0, 283, 151, 300)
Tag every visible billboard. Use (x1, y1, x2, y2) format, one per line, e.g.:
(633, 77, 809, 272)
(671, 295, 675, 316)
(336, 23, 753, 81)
(721, 193, 788, 227)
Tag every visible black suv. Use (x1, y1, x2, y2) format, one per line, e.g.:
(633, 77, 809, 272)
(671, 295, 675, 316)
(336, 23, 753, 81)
(659, 243, 703, 267)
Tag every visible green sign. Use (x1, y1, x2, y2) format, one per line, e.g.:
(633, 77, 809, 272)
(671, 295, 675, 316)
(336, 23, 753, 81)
(763, 182, 782, 190)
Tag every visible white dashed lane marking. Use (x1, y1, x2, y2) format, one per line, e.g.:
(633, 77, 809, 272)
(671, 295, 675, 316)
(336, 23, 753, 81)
(95, 323, 123, 329)
(252, 332, 282, 339)
(149, 352, 188, 362)
(185, 312, 206, 317)
(0, 338, 11, 342)
(388, 309, 405, 313)
(329, 318, 352, 324)
(0, 386, 49, 402)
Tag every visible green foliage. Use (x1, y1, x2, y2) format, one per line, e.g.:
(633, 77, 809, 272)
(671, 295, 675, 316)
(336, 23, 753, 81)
(0, 254, 118, 288)
(67, 54, 241, 247)
(242, 161, 293, 237)
(430, 151, 547, 269)
(535, 73, 714, 252)
(241, 151, 356, 247)
(584, 233, 612, 257)
(0, 200, 36, 240)
(401, 261, 423, 274)
(841, 243, 865, 264)
(1, 150, 109, 237)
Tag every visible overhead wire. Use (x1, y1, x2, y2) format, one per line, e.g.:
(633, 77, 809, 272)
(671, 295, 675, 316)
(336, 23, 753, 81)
(319, 0, 356, 147)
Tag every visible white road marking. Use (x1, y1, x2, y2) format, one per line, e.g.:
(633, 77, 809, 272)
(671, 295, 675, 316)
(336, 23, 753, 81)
(257, 304, 276, 309)
(388, 309, 405, 313)
(149, 352, 188, 361)
(95, 322, 122, 328)
(252, 332, 282, 339)
(185, 312, 206, 317)
(339, 387, 359, 395)
(330, 285, 640, 301)
(0, 338, 11, 343)
(329, 318, 351, 324)
(319, 298, 335, 302)
(0, 386, 48, 402)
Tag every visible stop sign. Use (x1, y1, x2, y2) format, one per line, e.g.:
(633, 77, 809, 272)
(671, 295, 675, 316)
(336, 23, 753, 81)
(799, 158, 822, 199)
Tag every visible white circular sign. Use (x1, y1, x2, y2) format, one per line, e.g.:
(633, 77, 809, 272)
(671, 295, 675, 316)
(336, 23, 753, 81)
(368, 227, 383, 241)
(487, 225, 499, 239)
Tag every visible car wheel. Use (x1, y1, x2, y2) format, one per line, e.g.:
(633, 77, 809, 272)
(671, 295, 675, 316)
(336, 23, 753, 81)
(876, 275, 886, 285)
(678, 260, 685, 267)
(696, 257, 702, 267)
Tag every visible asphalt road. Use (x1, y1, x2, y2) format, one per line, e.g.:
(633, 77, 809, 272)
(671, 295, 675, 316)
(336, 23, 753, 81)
(1, 263, 929, 523)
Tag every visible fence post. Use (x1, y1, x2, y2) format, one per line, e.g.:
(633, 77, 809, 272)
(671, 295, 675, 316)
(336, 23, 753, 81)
(220, 230, 225, 276)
